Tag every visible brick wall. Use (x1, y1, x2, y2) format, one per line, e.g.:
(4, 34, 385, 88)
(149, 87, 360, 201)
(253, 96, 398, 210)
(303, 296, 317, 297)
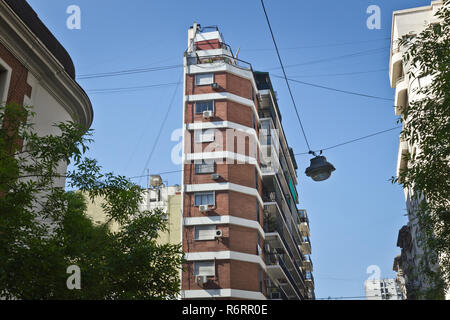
(182, 259, 266, 295)
(183, 64, 266, 298)
(0, 42, 32, 105)
(184, 163, 261, 190)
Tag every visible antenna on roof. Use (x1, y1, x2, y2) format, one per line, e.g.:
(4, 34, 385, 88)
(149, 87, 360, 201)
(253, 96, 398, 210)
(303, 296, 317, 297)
(234, 47, 241, 59)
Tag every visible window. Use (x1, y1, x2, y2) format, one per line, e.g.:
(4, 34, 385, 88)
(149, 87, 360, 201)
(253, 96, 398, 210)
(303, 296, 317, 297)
(194, 225, 216, 240)
(195, 161, 215, 174)
(257, 233, 261, 255)
(194, 261, 215, 277)
(195, 100, 214, 114)
(194, 129, 215, 143)
(0, 62, 11, 104)
(194, 192, 215, 206)
(195, 73, 214, 86)
(256, 199, 260, 223)
(258, 267, 263, 293)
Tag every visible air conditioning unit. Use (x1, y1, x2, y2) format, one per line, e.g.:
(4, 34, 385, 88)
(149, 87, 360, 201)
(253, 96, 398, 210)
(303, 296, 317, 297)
(203, 110, 213, 119)
(211, 83, 220, 90)
(211, 173, 220, 180)
(199, 205, 210, 212)
(215, 229, 223, 238)
(195, 275, 208, 286)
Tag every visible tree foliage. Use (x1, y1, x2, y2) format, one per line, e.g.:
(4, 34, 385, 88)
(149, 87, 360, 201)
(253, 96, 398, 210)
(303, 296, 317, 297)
(0, 103, 184, 299)
(393, 1, 450, 299)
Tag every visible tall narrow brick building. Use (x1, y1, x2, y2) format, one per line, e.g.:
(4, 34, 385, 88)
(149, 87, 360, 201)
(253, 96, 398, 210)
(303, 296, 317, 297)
(181, 23, 314, 300)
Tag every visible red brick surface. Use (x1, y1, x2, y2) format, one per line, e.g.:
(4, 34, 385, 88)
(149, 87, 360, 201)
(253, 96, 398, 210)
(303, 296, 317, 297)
(182, 259, 266, 295)
(183, 65, 266, 296)
(0, 42, 32, 105)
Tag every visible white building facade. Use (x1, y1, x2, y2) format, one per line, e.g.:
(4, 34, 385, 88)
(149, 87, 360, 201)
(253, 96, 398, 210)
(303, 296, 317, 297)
(0, 0, 93, 187)
(364, 279, 404, 300)
(389, 0, 448, 299)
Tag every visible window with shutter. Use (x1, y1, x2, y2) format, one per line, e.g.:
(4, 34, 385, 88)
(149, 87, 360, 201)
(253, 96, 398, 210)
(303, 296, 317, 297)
(194, 129, 215, 143)
(195, 161, 215, 174)
(195, 225, 216, 240)
(195, 73, 214, 86)
(194, 261, 215, 276)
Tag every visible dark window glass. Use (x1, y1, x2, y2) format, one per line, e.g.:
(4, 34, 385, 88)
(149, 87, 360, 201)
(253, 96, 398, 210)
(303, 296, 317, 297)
(195, 100, 214, 114)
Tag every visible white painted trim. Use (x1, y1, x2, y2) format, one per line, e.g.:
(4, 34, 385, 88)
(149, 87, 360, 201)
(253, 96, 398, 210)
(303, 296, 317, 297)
(0, 56, 12, 104)
(184, 215, 265, 239)
(182, 289, 266, 300)
(194, 31, 223, 43)
(186, 64, 258, 100)
(195, 48, 231, 57)
(187, 92, 252, 107)
(0, 2, 93, 128)
(187, 92, 259, 123)
(180, 56, 188, 298)
(186, 120, 256, 136)
(185, 250, 266, 271)
(184, 182, 263, 206)
(185, 151, 262, 178)
(186, 121, 262, 159)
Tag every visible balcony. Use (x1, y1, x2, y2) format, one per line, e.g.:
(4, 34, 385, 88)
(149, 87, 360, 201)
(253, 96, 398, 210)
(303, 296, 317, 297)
(302, 256, 313, 272)
(265, 253, 303, 300)
(305, 272, 315, 289)
(396, 140, 409, 182)
(187, 52, 253, 72)
(299, 222, 310, 238)
(264, 216, 308, 296)
(389, 45, 403, 88)
(298, 210, 310, 238)
(394, 76, 408, 116)
(263, 197, 304, 264)
(300, 237, 312, 255)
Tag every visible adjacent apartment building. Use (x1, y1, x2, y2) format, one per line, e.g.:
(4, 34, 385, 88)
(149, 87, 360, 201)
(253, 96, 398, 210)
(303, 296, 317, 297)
(0, 0, 93, 185)
(364, 279, 404, 300)
(180, 24, 314, 300)
(85, 178, 182, 246)
(389, 0, 449, 299)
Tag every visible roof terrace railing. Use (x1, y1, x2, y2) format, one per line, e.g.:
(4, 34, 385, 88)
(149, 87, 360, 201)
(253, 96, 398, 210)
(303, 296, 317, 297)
(190, 53, 253, 71)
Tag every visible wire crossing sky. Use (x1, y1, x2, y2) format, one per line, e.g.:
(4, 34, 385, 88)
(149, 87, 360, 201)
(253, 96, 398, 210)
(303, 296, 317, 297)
(26, 0, 431, 299)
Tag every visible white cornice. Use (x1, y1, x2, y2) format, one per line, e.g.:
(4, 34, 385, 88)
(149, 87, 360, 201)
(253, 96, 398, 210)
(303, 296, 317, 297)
(185, 151, 262, 177)
(185, 250, 266, 271)
(186, 63, 259, 98)
(181, 289, 266, 300)
(184, 182, 263, 206)
(0, 2, 93, 128)
(184, 215, 265, 239)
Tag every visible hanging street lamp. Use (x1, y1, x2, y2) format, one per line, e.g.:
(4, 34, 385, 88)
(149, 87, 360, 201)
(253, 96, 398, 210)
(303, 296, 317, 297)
(305, 151, 336, 182)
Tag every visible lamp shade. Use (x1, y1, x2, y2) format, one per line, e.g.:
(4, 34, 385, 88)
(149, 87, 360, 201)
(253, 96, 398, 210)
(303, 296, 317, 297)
(305, 156, 336, 182)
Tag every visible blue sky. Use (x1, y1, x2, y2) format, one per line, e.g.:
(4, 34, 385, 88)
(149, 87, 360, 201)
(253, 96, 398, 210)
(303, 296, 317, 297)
(27, 0, 433, 299)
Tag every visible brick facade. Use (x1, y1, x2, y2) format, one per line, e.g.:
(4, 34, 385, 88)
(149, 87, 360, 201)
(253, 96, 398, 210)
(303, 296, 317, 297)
(0, 42, 32, 105)
(182, 30, 266, 299)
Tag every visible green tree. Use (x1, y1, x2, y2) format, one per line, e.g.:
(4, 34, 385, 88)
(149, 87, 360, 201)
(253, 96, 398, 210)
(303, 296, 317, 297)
(393, 1, 450, 299)
(0, 103, 184, 299)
